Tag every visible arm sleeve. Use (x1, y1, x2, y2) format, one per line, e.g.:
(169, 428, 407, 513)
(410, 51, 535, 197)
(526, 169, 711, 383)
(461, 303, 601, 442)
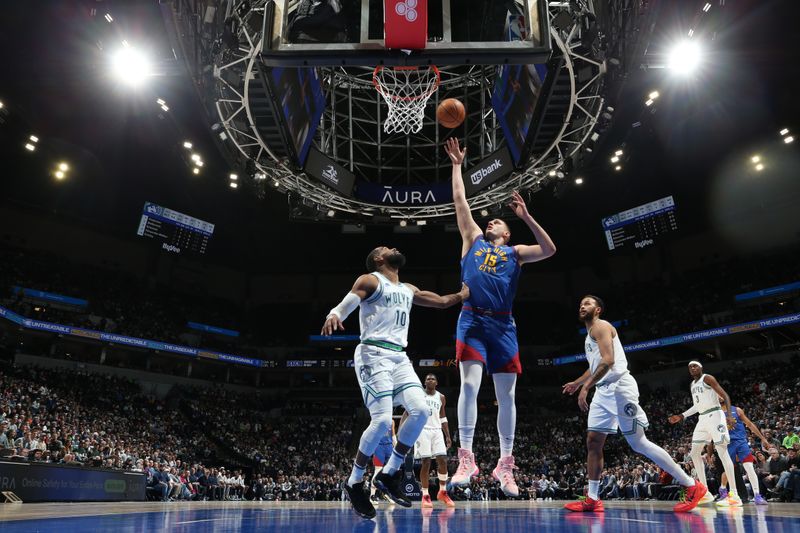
(681, 404, 699, 419)
(328, 292, 361, 321)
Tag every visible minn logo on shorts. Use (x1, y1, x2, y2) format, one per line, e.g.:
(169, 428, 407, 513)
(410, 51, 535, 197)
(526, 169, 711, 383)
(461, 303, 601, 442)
(624, 403, 637, 417)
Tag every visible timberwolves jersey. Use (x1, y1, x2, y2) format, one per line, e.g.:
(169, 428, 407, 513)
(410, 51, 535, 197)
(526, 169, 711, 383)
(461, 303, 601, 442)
(359, 272, 414, 348)
(690, 375, 721, 413)
(423, 391, 443, 430)
(728, 406, 747, 442)
(460, 237, 520, 311)
(584, 327, 630, 386)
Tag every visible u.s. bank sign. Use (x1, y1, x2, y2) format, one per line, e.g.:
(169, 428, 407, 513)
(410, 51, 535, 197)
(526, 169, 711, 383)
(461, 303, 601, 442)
(463, 147, 513, 196)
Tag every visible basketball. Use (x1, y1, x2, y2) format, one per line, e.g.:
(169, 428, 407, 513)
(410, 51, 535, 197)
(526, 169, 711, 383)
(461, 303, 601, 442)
(437, 98, 466, 128)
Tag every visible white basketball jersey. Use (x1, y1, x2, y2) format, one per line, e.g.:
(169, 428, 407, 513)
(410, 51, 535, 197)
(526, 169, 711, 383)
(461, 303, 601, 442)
(423, 391, 443, 429)
(359, 272, 414, 348)
(584, 326, 630, 386)
(690, 375, 721, 413)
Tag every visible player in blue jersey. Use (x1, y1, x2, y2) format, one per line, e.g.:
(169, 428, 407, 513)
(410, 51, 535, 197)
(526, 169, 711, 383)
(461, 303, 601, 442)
(444, 138, 557, 497)
(719, 402, 769, 505)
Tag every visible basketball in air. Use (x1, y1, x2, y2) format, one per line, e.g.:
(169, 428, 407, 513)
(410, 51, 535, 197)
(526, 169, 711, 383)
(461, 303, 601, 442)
(436, 98, 466, 128)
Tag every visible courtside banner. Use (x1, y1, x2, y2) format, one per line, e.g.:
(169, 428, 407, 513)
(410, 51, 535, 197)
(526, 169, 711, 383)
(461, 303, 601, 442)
(187, 321, 240, 338)
(0, 305, 263, 368)
(11, 286, 89, 308)
(0, 461, 146, 502)
(551, 312, 800, 365)
(735, 281, 800, 302)
(463, 147, 514, 197)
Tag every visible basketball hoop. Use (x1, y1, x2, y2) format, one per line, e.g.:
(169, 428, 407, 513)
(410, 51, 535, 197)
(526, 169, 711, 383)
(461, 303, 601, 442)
(373, 65, 440, 134)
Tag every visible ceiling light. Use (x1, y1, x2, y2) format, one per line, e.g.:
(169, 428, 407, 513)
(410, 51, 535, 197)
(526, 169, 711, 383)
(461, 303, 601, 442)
(111, 48, 152, 86)
(58, 162, 69, 171)
(192, 167, 200, 175)
(575, 178, 584, 185)
(549, 170, 556, 177)
(399, 220, 408, 227)
(784, 136, 794, 144)
(183, 141, 193, 149)
(24, 143, 35, 151)
(645, 99, 654, 106)
(417, 220, 427, 226)
(755, 163, 764, 171)
(191, 154, 201, 162)
(648, 91, 659, 100)
(327, 210, 335, 217)
(611, 156, 619, 163)
(667, 40, 702, 75)
(195, 160, 204, 167)
(480, 209, 489, 217)
(29, 135, 39, 143)
(55, 171, 65, 179)
(703, 3, 711, 12)
(779, 128, 789, 136)
(229, 173, 238, 180)
(751, 155, 760, 163)
(615, 149, 623, 156)
(105, 13, 113, 22)
(229, 182, 238, 189)
(615, 165, 622, 171)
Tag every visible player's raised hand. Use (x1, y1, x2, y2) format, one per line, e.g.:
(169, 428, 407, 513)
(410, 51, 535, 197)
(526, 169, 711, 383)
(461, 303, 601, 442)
(562, 381, 581, 395)
(507, 191, 530, 219)
(668, 415, 683, 425)
(444, 138, 466, 165)
(577, 387, 589, 412)
(321, 314, 344, 336)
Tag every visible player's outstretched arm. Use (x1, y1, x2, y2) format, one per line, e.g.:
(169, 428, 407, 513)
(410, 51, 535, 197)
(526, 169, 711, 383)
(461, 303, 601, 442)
(738, 407, 768, 443)
(562, 368, 591, 395)
(320, 274, 378, 335)
(508, 191, 557, 264)
(445, 138, 482, 256)
(409, 283, 469, 309)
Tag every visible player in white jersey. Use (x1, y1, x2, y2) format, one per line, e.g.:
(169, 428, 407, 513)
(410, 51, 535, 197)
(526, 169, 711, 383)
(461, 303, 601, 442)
(401, 373, 455, 508)
(322, 246, 468, 519)
(563, 295, 708, 513)
(668, 361, 742, 507)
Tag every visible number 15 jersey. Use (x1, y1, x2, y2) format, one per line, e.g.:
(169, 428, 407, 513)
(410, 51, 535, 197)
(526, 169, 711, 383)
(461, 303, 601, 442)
(359, 272, 414, 348)
(461, 237, 521, 312)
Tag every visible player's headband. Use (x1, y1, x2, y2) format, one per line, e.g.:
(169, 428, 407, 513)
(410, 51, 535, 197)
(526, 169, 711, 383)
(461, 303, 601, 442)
(688, 360, 703, 368)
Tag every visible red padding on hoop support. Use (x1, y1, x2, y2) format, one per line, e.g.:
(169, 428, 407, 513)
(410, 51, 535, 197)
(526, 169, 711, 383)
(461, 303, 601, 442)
(384, 0, 427, 50)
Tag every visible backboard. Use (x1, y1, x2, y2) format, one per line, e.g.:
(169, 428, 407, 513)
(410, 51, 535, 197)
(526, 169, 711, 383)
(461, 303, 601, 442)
(262, 0, 551, 66)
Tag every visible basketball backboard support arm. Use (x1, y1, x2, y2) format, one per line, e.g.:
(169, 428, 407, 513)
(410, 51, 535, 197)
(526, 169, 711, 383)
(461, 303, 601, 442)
(261, 0, 552, 67)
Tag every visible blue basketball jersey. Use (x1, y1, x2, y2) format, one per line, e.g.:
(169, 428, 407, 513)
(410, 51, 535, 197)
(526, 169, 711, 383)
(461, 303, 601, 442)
(460, 237, 520, 312)
(729, 406, 747, 442)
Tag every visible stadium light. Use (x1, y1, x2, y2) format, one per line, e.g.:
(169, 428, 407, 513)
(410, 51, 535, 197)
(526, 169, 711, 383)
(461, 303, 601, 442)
(399, 220, 408, 227)
(649, 91, 660, 100)
(417, 220, 427, 226)
(784, 136, 794, 144)
(610, 156, 620, 163)
(549, 170, 557, 177)
(645, 98, 654, 106)
(779, 128, 789, 136)
(615, 149, 623, 156)
(667, 40, 702, 76)
(229, 173, 238, 181)
(192, 167, 200, 175)
(111, 47, 152, 87)
(29, 135, 39, 143)
(272, 179, 280, 187)
(195, 161, 204, 167)
(24, 143, 35, 152)
(755, 163, 764, 171)
(615, 165, 622, 171)
(575, 177, 584, 185)
(183, 141, 193, 149)
(55, 170, 65, 180)
(327, 209, 335, 217)
(58, 162, 69, 171)
(0, 101, 4, 109)
(751, 155, 760, 163)
(480, 209, 489, 217)
(229, 182, 238, 189)
(191, 154, 201, 162)
(703, 3, 711, 12)
(105, 13, 113, 23)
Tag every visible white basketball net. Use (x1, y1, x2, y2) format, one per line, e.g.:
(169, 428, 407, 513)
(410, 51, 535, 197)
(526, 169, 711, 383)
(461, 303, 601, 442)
(373, 66, 440, 134)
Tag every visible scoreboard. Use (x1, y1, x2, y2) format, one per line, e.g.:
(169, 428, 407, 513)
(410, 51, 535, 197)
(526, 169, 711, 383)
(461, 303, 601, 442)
(136, 202, 215, 255)
(602, 196, 678, 251)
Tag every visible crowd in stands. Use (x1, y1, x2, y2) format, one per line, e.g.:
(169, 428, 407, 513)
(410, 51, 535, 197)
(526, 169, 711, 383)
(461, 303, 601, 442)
(2, 352, 798, 503)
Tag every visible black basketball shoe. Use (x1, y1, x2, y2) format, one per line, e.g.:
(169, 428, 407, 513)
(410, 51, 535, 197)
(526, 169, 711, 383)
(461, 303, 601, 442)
(344, 481, 376, 519)
(373, 470, 412, 507)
